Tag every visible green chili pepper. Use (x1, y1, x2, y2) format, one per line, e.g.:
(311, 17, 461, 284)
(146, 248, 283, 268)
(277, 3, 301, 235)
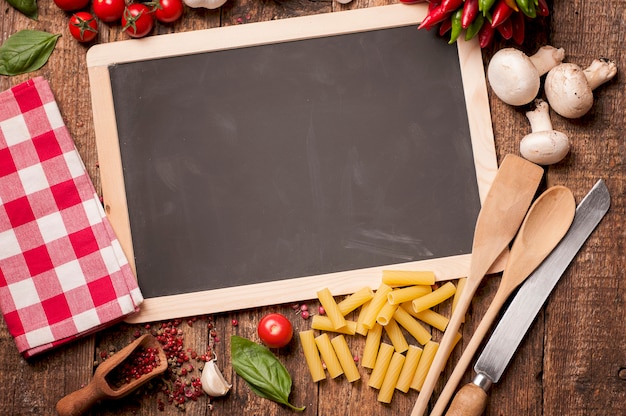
(448, 8, 464, 44)
(479, 0, 496, 13)
(515, 0, 536, 18)
(465, 14, 484, 41)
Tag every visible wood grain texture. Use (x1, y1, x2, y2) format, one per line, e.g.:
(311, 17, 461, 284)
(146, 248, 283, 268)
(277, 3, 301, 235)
(1, 0, 625, 415)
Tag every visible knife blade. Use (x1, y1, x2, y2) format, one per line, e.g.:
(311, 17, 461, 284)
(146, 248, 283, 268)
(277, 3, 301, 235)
(445, 179, 611, 416)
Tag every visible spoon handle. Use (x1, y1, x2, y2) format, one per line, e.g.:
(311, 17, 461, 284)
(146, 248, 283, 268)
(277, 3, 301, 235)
(56, 382, 103, 416)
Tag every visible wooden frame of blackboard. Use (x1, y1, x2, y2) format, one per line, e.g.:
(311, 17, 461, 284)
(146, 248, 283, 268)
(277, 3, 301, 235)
(87, 4, 499, 323)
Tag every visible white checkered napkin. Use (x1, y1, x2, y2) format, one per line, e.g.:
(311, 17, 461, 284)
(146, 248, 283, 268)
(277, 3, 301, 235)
(0, 77, 144, 358)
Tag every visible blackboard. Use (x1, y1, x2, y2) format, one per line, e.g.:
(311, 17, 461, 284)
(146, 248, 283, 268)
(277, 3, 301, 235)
(87, 4, 498, 323)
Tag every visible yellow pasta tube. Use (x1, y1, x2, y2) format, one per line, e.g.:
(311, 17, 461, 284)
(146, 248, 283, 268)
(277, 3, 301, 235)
(387, 285, 432, 305)
(414, 308, 450, 332)
(337, 286, 374, 316)
(314, 333, 343, 379)
(361, 323, 383, 369)
(393, 306, 432, 346)
(410, 340, 439, 391)
(330, 335, 360, 383)
(355, 300, 371, 336)
(411, 281, 456, 313)
(382, 270, 436, 287)
(361, 283, 393, 329)
(452, 277, 467, 323)
(383, 319, 409, 353)
(299, 330, 326, 382)
(377, 352, 405, 403)
(395, 345, 422, 393)
(317, 288, 347, 330)
(376, 301, 398, 326)
(368, 342, 394, 389)
(311, 315, 357, 335)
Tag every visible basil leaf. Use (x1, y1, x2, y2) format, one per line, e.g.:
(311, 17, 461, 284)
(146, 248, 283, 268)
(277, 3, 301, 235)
(231, 335, 305, 411)
(7, 0, 38, 20)
(0, 30, 60, 76)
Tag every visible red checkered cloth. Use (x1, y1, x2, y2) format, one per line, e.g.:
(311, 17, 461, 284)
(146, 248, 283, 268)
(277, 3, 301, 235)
(0, 77, 143, 358)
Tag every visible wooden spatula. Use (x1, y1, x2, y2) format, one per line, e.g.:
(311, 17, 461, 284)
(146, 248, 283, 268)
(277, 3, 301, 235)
(410, 154, 544, 416)
(56, 334, 168, 416)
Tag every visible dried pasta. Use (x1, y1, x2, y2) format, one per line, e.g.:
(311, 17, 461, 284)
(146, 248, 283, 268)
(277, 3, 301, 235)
(330, 335, 360, 382)
(368, 342, 394, 389)
(376, 301, 398, 326)
(355, 300, 371, 336)
(377, 352, 405, 403)
(383, 318, 409, 353)
(393, 306, 432, 346)
(361, 283, 393, 329)
(452, 277, 467, 323)
(411, 281, 456, 313)
(311, 315, 357, 335)
(410, 340, 439, 391)
(317, 288, 347, 330)
(382, 270, 436, 287)
(413, 308, 449, 332)
(337, 286, 374, 316)
(387, 285, 432, 305)
(299, 330, 326, 382)
(361, 323, 383, 369)
(395, 345, 422, 393)
(314, 333, 343, 379)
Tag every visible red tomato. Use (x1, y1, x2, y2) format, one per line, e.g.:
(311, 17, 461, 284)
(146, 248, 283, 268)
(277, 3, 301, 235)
(53, 0, 89, 11)
(93, 0, 126, 23)
(153, 0, 184, 24)
(68, 12, 98, 43)
(122, 4, 155, 38)
(257, 313, 293, 348)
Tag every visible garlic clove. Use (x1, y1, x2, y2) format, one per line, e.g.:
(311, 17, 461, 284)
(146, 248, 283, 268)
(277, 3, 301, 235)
(201, 357, 232, 397)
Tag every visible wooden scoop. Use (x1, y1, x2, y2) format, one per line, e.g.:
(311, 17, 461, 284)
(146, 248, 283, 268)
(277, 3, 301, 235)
(56, 334, 168, 416)
(430, 185, 576, 416)
(410, 154, 544, 416)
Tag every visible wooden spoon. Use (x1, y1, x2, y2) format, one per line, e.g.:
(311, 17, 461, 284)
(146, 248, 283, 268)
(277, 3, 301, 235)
(430, 185, 576, 416)
(56, 334, 168, 416)
(410, 154, 544, 416)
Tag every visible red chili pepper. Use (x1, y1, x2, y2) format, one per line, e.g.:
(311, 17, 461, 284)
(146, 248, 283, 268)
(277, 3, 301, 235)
(439, 18, 453, 36)
(496, 16, 513, 39)
(511, 10, 525, 45)
(478, 19, 495, 48)
(440, 0, 464, 13)
(491, 0, 514, 27)
(418, 5, 452, 30)
(428, 0, 442, 12)
(536, 0, 550, 17)
(462, 0, 479, 29)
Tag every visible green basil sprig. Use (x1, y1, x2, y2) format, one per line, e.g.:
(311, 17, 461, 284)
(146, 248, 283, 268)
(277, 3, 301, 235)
(0, 30, 60, 76)
(231, 335, 305, 412)
(8, 0, 38, 20)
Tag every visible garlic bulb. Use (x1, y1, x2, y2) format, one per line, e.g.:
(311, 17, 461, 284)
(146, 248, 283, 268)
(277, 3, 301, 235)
(201, 356, 231, 397)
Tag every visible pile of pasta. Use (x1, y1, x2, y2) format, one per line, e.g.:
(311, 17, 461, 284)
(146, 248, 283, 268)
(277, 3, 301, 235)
(299, 270, 464, 404)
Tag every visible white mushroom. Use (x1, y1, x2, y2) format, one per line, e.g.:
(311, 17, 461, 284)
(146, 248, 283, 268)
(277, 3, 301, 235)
(183, 0, 227, 9)
(487, 45, 565, 106)
(544, 58, 618, 119)
(520, 99, 570, 165)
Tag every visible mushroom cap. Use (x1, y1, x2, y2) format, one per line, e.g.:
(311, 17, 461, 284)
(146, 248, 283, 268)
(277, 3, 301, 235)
(487, 48, 540, 106)
(545, 63, 594, 119)
(520, 130, 570, 165)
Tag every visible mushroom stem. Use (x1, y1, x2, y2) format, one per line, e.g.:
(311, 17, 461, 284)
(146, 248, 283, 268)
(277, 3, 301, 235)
(526, 99, 553, 132)
(528, 46, 566, 76)
(583, 58, 618, 90)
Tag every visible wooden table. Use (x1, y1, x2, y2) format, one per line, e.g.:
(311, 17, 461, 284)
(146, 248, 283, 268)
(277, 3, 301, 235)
(1, 1, 625, 415)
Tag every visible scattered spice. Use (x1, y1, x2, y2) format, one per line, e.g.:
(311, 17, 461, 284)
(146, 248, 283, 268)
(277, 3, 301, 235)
(105, 346, 161, 389)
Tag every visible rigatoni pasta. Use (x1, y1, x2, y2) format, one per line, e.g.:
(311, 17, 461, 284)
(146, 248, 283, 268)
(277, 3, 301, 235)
(410, 340, 439, 391)
(361, 323, 383, 369)
(330, 335, 360, 383)
(368, 342, 394, 389)
(316, 288, 347, 330)
(314, 333, 343, 379)
(411, 281, 456, 313)
(395, 345, 422, 393)
(413, 308, 450, 332)
(393, 306, 432, 346)
(452, 277, 467, 323)
(311, 315, 357, 335)
(299, 330, 326, 382)
(376, 301, 398, 326)
(377, 352, 405, 403)
(382, 270, 436, 287)
(355, 300, 371, 336)
(387, 285, 432, 305)
(361, 283, 393, 329)
(337, 286, 374, 316)
(383, 318, 408, 353)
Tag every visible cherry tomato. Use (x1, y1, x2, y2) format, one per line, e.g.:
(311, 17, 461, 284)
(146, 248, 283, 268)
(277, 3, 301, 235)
(93, 0, 126, 23)
(122, 4, 155, 38)
(257, 313, 293, 348)
(68, 12, 98, 43)
(152, 0, 184, 24)
(53, 0, 89, 11)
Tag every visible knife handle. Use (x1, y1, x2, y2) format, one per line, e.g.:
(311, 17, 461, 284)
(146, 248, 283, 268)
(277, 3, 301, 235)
(445, 382, 488, 416)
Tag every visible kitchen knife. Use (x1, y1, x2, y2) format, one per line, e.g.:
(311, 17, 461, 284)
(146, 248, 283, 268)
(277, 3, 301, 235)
(445, 179, 611, 416)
